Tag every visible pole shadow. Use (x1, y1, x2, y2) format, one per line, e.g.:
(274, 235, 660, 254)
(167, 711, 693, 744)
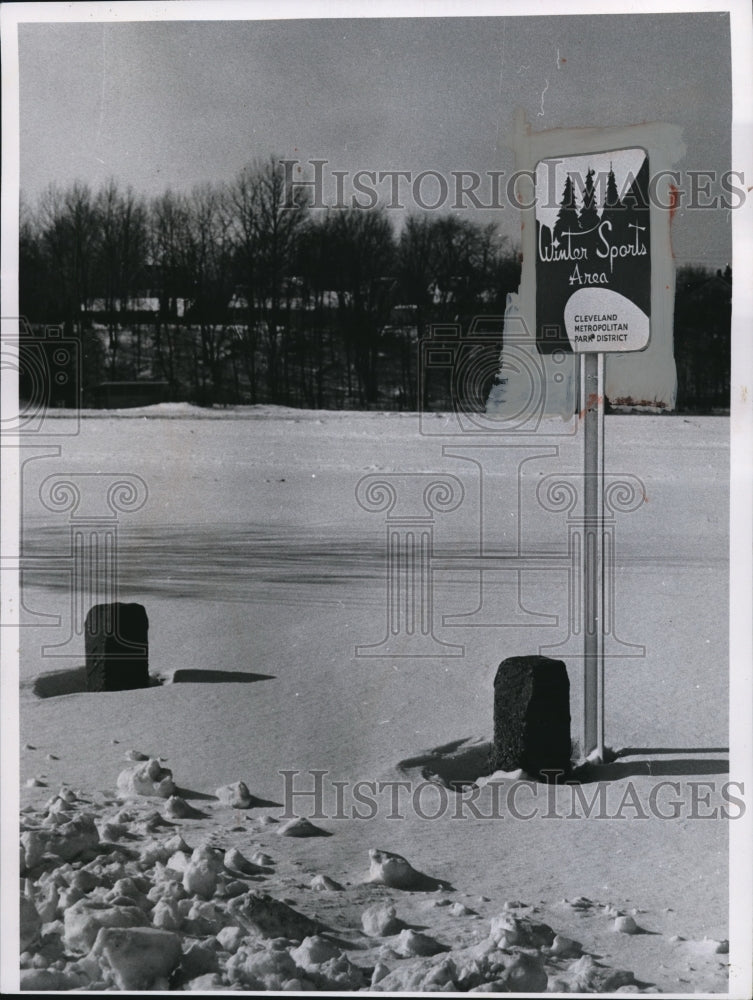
(573, 757, 729, 782)
(616, 746, 729, 756)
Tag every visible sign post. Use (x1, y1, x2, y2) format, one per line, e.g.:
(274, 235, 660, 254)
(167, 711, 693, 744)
(535, 147, 652, 760)
(582, 350, 605, 761)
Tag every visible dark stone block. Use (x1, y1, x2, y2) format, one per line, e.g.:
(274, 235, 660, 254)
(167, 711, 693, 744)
(491, 655, 571, 779)
(85, 603, 149, 692)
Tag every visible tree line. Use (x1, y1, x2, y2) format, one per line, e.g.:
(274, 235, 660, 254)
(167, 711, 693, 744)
(19, 157, 730, 412)
(19, 157, 520, 410)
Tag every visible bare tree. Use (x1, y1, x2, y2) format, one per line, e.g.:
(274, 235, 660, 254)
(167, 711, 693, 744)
(227, 165, 261, 402)
(327, 207, 396, 405)
(182, 182, 236, 401)
(38, 181, 99, 337)
(96, 179, 148, 374)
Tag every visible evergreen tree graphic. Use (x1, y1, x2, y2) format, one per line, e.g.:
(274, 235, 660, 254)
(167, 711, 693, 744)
(605, 165, 620, 210)
(599, 164, 625, 243)
(578, 167, 600, 233)
(553, 174, 580, 245)
(578, 166, 600, 261)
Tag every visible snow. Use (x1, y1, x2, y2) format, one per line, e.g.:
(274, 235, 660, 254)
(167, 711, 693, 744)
(12, 408, 734, 993)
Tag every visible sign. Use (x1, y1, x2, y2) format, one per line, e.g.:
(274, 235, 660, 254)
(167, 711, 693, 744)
(535, 148, 651, 354)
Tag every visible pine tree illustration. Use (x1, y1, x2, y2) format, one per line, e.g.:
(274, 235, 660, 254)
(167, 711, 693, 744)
(600, 164, 625, 243)
(553, 174, 580, 244)
(605, 165, 620, 210)
(578, 167, 600, 233)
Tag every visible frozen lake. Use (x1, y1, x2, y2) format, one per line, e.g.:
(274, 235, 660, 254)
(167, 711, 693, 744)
(16, 408, 732, 993)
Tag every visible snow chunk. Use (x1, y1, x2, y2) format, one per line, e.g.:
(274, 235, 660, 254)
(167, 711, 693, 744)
(485, 952, 548, 994)
(216, 780, 254, 808)
(310, 874, 343, 891)
(180, 938, 221, 979)
(216, 924, 245, 952)
(164, 795, 204, 819)
(152, 898, 182, 930)
(226, 891, 321, 941)
(394, 928, 447, 957)
(488, 912, 555, 948)
(34, 883, 60, 923)
(251, 851, 274, 867)
(69, 870, 99, 894)
(21, 814, 99, 869)
(19, 969, 88, 991)
(92, 926, 181, 990)
(105, 876, 151, 911)
(548, 933, 583, 957)
(225, 939, 298, 989)
(182, 859, 218, 899)
(164, 833, 191, 854)
(367, 847, 432, 889)
(63, 899, 149, 954)
(99, 821, 127, 841)
(614, 914, 639, 934)
(290, 935, 342, 970)
(361, 903, 401, 937)
(166, 849, 191, 873)
(284, 940, 365, 991)
(184, 900, 223, 935)
(42, 793, 76, 825)
(20, 896, 42, 951)
(191, 843, 225, 871)
(185, 972, 226, 990)
(218, 876, 250, 899)
(371, 961, 391, 985)
(224, 846, 263, 876)
(312, 953, 365, 990)
(116, 759, 175, 799)
(277, 816, 330, 837)
(372, 955, 458, 991)
(560, 954, 639, 992)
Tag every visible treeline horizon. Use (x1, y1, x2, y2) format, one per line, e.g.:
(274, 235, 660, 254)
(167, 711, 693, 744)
(19, 157, 731, 413)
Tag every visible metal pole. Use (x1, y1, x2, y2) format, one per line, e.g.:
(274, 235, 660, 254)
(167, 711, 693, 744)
(596, 352, 605, 762)
(582, 352, 605, 760)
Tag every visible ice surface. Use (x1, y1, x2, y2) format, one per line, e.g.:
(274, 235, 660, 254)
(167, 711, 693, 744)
(16, 408, 731, 993)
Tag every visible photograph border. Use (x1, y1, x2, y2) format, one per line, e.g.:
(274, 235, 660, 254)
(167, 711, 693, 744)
(2, 2, 751, 996)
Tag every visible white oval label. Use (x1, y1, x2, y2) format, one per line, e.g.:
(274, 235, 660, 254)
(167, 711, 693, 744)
(564, 288, 650, 353)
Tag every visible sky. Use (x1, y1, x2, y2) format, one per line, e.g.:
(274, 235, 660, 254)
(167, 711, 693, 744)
(15, 9, 734, 266)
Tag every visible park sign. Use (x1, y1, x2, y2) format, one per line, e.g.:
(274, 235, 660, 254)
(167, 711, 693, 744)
(535, 148, 651, 354)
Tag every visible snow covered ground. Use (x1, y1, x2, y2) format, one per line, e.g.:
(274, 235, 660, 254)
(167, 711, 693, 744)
(13, 407, 737, 993)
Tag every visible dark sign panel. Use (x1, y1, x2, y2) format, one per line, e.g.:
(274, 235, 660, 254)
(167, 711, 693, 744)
(535, 148, 651, 353)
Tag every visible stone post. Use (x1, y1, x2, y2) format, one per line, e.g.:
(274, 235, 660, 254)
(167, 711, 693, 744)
(492, 655, 571, 779)
(84, 602, 149, 691)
